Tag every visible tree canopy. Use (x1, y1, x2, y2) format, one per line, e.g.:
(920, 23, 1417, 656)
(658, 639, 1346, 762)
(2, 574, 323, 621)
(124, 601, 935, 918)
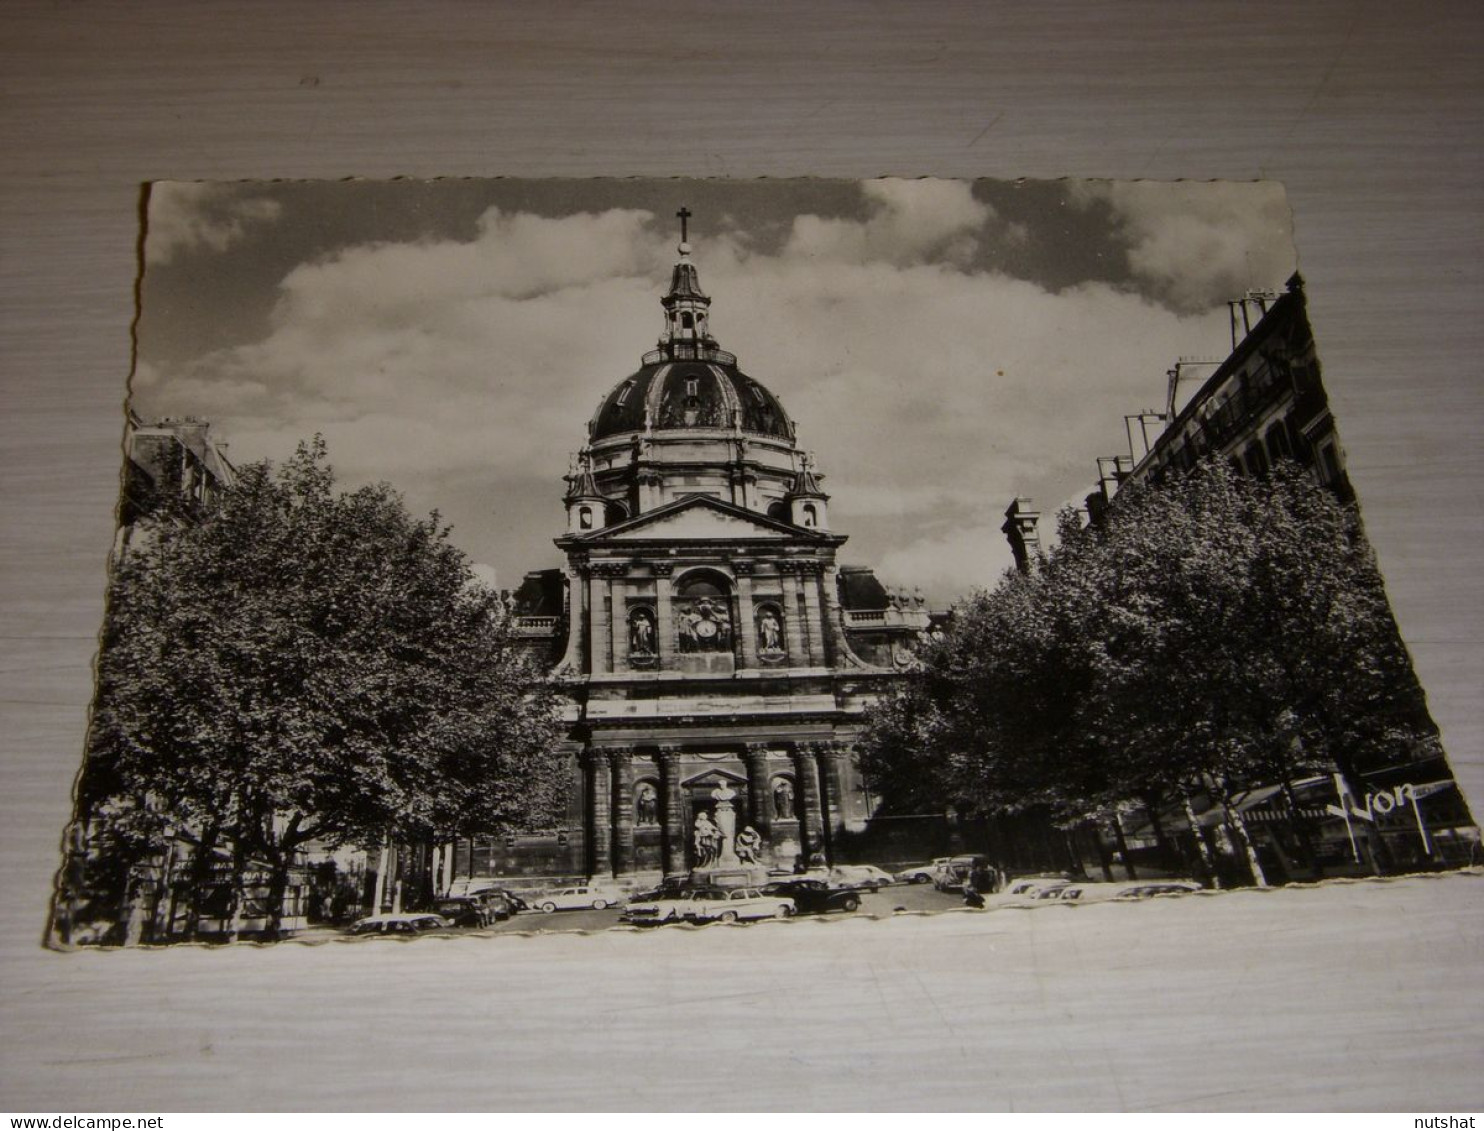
(67, 438, 565, 940)
(858, 460, 1438, 882)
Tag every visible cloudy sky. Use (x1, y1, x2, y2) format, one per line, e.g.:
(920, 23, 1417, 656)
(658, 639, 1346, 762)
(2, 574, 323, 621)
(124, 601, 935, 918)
(133, 177, 1295, 603)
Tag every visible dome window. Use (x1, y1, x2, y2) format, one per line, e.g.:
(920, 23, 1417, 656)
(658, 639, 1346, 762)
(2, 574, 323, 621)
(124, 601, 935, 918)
(686, 377, 700, 397)
(750, 386, 766, 404)
(615, 382, 634, 407)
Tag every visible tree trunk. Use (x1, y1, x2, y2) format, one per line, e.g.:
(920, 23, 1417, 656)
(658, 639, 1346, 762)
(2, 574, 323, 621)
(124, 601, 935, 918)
(1109, 810, 1138, 880)
(181, 821, 220, 942)
(1141, 793, 1181, 873)
(1220, 793, 1268, 887)
(261, 854, 291, 941)
(1281, 780, 1323, 880)
(1182, 794, 1221, 889)
(1084, 819, 1115, 882)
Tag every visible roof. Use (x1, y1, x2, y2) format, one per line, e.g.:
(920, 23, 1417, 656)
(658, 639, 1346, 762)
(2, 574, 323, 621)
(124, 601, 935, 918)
(588, 359, 794, 442)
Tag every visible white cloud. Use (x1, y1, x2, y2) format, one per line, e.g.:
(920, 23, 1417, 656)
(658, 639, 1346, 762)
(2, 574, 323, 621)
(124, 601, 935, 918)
(137, 182, 1262, 603)
(1072, 180, 1294, 313)
(146, 182, 283, 265)
(782, 178, 992, 266)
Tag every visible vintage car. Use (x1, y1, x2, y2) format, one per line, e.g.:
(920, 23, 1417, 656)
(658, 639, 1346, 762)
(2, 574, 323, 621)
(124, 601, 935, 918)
(347, 913, 451, 937)
(761, 879, 863, 915)
(893, 858, 953, 885)
(532, 884, 627, 913)
(828, 864, 895, 891)
(682, 887, 796, 923)
(432, 895, 496, 927)
(1116, 881, 1203, 899)
(622, 886, 794, 925)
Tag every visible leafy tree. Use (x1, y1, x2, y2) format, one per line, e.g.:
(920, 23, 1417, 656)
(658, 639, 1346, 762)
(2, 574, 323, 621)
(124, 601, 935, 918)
(64, 438, 565, 941)
(859, 458, 1449, 885)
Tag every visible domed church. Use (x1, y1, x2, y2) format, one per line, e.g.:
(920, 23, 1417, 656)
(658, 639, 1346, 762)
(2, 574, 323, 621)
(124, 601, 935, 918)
(484, 212, 938, 884)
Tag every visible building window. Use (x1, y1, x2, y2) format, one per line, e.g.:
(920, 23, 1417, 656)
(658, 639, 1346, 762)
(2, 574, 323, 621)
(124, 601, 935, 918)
(801, 502, 818, 528)
(579, 506, 594, 530)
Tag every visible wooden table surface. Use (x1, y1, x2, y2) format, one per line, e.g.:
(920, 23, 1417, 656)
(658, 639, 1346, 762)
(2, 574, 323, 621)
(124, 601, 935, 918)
(2, 1, 1480, 1112)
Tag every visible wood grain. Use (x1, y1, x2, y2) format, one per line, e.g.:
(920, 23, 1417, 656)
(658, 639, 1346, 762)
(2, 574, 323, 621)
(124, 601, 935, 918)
(2, 0, 1480, 1111)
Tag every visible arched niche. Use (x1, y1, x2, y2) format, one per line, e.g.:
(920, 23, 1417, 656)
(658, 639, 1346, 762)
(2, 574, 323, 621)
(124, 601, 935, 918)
(674, 568, 734, 656)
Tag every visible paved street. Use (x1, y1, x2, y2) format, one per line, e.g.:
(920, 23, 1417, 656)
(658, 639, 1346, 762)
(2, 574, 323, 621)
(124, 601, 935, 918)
(437, 880, 975, 936)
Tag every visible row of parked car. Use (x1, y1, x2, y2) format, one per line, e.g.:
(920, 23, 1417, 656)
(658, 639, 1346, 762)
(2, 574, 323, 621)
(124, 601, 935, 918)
(1002, 878, 1204, 902)
(619, 876, 873, 926)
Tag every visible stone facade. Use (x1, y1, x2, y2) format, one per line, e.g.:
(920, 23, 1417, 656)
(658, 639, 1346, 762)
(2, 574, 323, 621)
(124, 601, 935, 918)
(470, 222, 935, 884)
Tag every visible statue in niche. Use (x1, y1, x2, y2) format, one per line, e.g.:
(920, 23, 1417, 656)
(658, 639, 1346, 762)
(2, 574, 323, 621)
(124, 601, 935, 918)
(757, 608, 783, 655)
(693, 810, 721, 868)
(735, 825, 763, 866)
(772, 778, 795, 821)
(629, 608, 656, 656)
(635, 782, 658, 826)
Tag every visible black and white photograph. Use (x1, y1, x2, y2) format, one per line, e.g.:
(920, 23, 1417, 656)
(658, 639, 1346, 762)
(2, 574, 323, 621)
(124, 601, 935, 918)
(5, 5, 1483, 1113)
(51, 177, 1477, 948)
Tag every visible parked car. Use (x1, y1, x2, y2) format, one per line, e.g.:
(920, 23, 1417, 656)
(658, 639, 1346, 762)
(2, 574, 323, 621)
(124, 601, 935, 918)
(683, 887, 796, 923)
(481, 887, 529, 914)
(621, 887, 716, 925)
(829, 865, 895, 891)
(1117, 881, 1203, 899)
(432, 895, 495, 927)
(347, 913, 451, 937)
(622, 886, 795, 925)
(1007, 876, 1069, 897)
(628, 876, 691, 904)
(470, 890, 515, 921)
(762, 879, 863, 915)
(894, 859, 952, 885)
(1031, 883, 1074, 900)
(934, 855, 1000, 893)
(532, 884, 627, 913)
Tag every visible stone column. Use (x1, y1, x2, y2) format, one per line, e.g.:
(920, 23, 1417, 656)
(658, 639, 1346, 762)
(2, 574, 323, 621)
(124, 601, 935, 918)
(609, 574, 628, 675)
(585, 748, 612, 878)
(610, 747, 635, 875)
(654, 564, 675, 670)
(800, 564, 827, 666)
(558, 563, 587, 672)
(734, 561, 758, 668)
(792, 743, 825, 864)
(658, 745, 684, 875)
(743, 743, 772, 843)
(817, 743, 849, 852)
(779, 562, 807, 667)
(589, 573, 610, 675)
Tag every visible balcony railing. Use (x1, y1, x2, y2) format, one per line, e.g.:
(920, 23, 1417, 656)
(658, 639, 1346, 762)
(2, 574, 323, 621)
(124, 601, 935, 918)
(513, 616, 561, 638)
(641, 344, 738, 366)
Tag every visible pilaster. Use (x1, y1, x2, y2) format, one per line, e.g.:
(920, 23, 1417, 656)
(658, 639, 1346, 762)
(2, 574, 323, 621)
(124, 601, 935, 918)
(792, 743, 825, 864)
(609, 747, 635, 874)
(585, 748, 613, 878)
(743, 743, 773, 843)
(654, 563, 675, 670)
(778, 561, 807, 666)
(734, 560, 758, 668)
(658, 745, 684, 875)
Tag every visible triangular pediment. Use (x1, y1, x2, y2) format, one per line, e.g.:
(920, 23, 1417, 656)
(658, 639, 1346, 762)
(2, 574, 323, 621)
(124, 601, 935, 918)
(576, 495, 813, 544)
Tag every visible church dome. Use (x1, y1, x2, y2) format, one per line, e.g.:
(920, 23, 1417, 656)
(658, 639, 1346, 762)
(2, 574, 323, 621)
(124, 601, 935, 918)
(587, 212, 794, 444)
(588, 359, 794, 442)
